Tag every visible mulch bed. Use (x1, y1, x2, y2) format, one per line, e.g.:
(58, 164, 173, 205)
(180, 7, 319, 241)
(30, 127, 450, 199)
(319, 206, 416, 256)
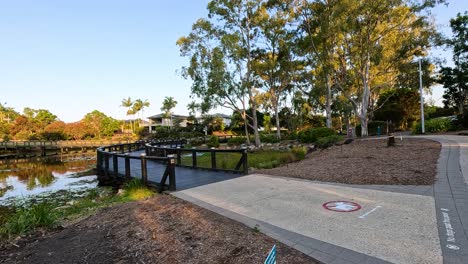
(0, 195, 316, 264)
(259, 138, 440, 185)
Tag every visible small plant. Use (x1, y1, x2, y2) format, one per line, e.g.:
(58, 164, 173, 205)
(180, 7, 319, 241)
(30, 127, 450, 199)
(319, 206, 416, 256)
(122, 178, 154, 201)
(315, 135, 342, 149)
(291, 146, 307, 160)
(298, 127, 336, 143)
(207, 135, 220, 148)
(227, 137, 246, 146)
(1, 202, 57, 238)
(260, 134, 280, 143)
(412, 118, 453, 134)
(252, 225, 260, 233)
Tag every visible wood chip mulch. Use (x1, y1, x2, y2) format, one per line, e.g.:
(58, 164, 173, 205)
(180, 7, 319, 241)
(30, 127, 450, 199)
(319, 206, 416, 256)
(0, 194, 316, 264)
(259, 138, 440, 185)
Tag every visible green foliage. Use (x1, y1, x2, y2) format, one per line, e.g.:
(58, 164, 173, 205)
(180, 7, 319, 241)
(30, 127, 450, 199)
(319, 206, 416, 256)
(440, 12, 468, 114)
(425, 106, 455, 119)
(1, 203, 57, 238)
(227, 136, 246, 146)
(373, 88, 420, 130)
(83, 110, 119, 139)
(298, 127, 336, 143)
(259, 133, 280, 143)
(315, 135, 342, 149)
(207, 135, 220, 148)
(291, 146, 307, 160)
(356, 121, 386, 136)
(412, 118, 453, 134)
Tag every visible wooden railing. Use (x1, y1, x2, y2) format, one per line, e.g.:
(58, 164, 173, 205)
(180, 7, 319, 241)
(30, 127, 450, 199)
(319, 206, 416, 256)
(0, 140, 131, 148)
(96, 142, 176, 192)
(146, 139, 248, 174)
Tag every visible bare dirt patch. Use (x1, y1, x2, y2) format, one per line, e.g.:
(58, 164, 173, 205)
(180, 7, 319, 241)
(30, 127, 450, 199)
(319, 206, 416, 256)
(259, 138, 440, 185)
(0, 194, 315, 264)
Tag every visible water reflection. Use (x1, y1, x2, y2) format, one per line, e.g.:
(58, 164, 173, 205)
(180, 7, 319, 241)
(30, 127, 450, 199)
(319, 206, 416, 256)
(0, 156, 98, 204)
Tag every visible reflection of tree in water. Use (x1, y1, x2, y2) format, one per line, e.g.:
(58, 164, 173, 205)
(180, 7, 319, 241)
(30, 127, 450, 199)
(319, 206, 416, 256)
(0, 158, 95, 190)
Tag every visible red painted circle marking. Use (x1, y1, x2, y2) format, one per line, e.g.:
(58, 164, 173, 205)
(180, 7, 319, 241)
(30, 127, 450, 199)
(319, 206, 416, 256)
(323, 201, 361, 212)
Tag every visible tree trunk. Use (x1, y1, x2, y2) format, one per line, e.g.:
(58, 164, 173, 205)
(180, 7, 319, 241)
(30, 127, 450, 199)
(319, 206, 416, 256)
(326, 75, 332, 129)
(359, 58, 371, 137)
(251, 101, 261, 147)
(274, 104, 281, 140)
(360, 114, 368, 137)
(242, 111, 251, 145)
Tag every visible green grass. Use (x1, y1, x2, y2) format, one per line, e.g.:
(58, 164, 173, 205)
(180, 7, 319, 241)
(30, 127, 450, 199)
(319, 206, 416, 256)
(0, 203, 58, 238)
(0, 179, 155, 240)
(180, 150, 303, 170)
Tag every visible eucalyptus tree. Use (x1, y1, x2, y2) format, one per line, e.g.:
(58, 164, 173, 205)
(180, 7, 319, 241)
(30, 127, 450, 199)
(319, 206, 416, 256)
(178, 0, 265, 146)
(294, 0, 343, 129)
(440, 12, 468, 115)
(252, 0, 299, 139)
(295, 0, 438, 136)
(334, 0, 439, 136)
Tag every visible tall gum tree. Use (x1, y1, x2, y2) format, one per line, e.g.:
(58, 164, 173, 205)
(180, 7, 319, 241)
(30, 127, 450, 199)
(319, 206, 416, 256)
(178, 0, 264, 146)
(252, 0, 298, 139)
(329, 0, 438, 136)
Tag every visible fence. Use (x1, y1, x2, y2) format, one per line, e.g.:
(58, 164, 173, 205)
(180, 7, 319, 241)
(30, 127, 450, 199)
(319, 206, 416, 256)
(146, 139, 248, 174)
(96, 142, 176, 192)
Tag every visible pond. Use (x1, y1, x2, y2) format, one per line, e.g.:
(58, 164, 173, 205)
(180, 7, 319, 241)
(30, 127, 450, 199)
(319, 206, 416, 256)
(0, 155, 98, 206)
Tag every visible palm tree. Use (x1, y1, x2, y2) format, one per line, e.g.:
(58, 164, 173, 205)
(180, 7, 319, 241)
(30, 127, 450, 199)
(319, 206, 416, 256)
(120, 97, 134, 133)
(161, 97, 178, 129)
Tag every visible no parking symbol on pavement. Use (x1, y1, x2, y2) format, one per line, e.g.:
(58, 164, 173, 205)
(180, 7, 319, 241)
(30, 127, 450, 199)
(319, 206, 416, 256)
(323, 201, 361, 212)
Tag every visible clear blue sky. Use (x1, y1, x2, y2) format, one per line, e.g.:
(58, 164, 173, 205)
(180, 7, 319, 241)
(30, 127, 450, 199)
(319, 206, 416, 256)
(0, 0, 466, 122)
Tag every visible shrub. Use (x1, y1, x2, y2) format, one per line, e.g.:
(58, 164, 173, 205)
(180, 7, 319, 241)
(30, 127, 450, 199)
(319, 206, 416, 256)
(291, 146, 307, 160)
(260, 133, 280, 143)
(189, 137, 205, 146)
(1, 202, 57, 237)
(207, 135, 220, 148)
(315, 135, 341, 149)
(122, 178, 154, 200)
(298, 127, 336, 143)
(412, 118, 454, 134)
(227, 137, 246, 146)
(257, 160, 280, 169)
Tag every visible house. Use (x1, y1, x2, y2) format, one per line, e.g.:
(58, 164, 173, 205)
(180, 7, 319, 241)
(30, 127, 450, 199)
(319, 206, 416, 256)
(147, 113, 190, 133)
(197, 113, 232, 127)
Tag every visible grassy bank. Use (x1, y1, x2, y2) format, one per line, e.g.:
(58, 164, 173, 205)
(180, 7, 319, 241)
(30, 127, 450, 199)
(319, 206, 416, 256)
(179, 148, 307, 170)
(0, 179, 154, 241)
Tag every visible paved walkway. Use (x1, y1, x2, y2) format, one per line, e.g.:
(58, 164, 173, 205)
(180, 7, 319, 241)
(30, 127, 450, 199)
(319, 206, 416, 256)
(173, 135, 468, 264)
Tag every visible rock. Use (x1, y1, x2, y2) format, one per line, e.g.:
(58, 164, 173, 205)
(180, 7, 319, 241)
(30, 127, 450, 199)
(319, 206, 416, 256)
(117, 189, 125, 196)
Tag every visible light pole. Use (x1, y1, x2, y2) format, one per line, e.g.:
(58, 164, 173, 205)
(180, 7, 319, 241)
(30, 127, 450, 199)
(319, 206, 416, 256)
(419, 58, 425, 134)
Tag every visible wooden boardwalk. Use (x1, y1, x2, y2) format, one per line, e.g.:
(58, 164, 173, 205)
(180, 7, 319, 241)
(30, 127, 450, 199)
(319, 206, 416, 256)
(109, 151, 244, 191)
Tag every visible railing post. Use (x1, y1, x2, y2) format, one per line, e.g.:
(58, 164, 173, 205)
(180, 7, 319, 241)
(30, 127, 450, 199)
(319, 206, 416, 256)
(96, 150, 102, 175)
(211, 147, 216, 170)
(192, 147, 197, 168)
(242, 147, 248, 174)
(125, 154, 131, 178)
(141, 154, 148, 185)
(176, 147, 181, 164)
(167, 155, 176, 191)
(113, 153, 118, 177)
(104, 153, 110, 177)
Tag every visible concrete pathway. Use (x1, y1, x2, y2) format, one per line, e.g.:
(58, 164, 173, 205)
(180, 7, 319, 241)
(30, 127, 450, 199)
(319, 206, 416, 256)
(173, 135, 468, 264)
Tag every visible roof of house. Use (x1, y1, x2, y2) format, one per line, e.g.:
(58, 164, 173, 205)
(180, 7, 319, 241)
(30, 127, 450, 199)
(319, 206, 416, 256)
(147, 113, 189, 119)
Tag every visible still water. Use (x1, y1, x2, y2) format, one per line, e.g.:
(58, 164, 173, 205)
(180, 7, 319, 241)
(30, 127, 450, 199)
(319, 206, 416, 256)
(0, 156, 98, 206)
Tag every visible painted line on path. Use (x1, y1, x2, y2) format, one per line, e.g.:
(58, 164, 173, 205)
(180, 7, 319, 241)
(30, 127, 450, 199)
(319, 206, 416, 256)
(358, 205, 382, 219)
